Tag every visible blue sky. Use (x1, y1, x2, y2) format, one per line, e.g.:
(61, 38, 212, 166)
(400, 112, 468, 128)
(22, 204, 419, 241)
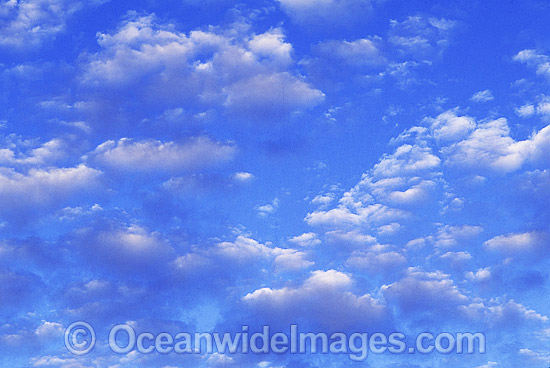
(1, 0, 550, 367)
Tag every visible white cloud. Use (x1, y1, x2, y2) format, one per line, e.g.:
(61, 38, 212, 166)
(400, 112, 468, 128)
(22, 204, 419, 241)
(243, 269, 389, 330)
(347, 246, 407, 273)
(388, 16, 456, 59)
(439, 251, 472, 262)
(382, 268, 468, 315)
(516, 104, 536, 118)
(315, 38, 386, 66)
(465, 267, 491, 282)
(216, 235, 273, 261)
(35, 322, 64, 338)
(88, 137, 235, 172)
(0, 138, 65, 166)
(81, 14, 324, 119)
(424, 109, 476, 142)
(289, 232, 321, 247)
(0, 165, 101, 210)
(484, 231, 548, 256)
(233, 172, 254, 182)
(325, 230, 377, 246)
(444, 118, 550, 173)
(273, 249, 314, 271)
(248, 28, 293, 66)
(78, 224, 175, 271)
(514, 49, 550, 80)
(373, 144, 440, 178)
(0, 0, 77, 48)
(471, 89, 494, 103)
(433, 225, 483, 248)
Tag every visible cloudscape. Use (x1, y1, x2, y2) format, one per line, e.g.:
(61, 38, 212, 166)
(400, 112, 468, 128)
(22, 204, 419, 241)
(1, 0, 549, 367)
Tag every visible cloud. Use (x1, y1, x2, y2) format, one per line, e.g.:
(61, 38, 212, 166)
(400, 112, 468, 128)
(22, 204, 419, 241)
(383, 268, 548, 327)
(373, 144, 441, 177)
(514, 49, 550, 80)
(424, 109, 476, 142)
(315, 38, 386, 67)
(289, 232, 321, 247)
(432, 225, 483, 248)
(0, 0, 76, 48)
(484, 231, 549, 257)
(346, 245, 407, 273)
(516, 104, 536, 118)
(388, 16, 456, 59)
(443, 118, 550, 173)
(243, 269, 390, 330)
(0, 165, 101, 222)
(81, 14, 324, 121)
(233, 172, 254, 182)
(0, 138, 66, 166)
(471, 89, 494, 103)
(87, 137, 236, 173)
(69, 223, 175, 273)
(273, 249, 314, 271)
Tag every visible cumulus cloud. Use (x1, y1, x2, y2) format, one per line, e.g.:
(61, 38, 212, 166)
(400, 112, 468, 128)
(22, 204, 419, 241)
(243, 269, 390, 330)
(0, 138, 66, 166)
(346, 245, 407, 273)
(484, 231, 549, 257)
(443, 118, 550, 173)
(288, 232, 321, 247)
(87, 137, 235, 173)
(388, 15, 456, 59)
(514, 49, 550, 80)
(383, 267, 548, 327)
(471, 89, 494, 103)
(70, 223, 176, 273)
(233, 172, 254, 182)
(315, 38, 386, 67)
(424, 109, 476, 142)
(81, 14, 324, 120)
(0, 165, 101, 221)
(0, 0, 78, 48)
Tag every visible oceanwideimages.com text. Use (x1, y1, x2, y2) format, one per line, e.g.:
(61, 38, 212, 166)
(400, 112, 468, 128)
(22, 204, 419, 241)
(65, 322, 486, 361)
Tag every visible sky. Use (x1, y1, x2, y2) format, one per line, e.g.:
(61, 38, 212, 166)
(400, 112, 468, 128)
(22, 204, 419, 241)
(1, 0, 550, 367)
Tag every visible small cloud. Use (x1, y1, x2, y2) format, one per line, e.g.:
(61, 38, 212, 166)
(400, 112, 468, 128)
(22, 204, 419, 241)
(289, 232, 321, 247)
(471, 89, 494, 103)
(257, 198, 279, 217)
(516, 104, 535, 118)
(233, 172, 254, 183)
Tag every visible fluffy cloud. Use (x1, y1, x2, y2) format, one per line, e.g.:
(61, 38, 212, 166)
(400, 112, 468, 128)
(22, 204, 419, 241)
(471, 89, 494, 103)
(81, 14, 324, 120)
(69, 223, 176, 274)
(87, 137, 236, 173)
(388, 16, 456, 59)
(346, 245, 407, 273)
(443, 118, 550, 173)
(383, 268, 548, 327)
(288, 232, 321, 247)
(0, 0, 77, 48)
(315, 38, 386, 67)
(424, 109, 476, 142)
(484, 231, 549, 257)
(0, 165, 101, 221)
(514, 49, 550, 80)
(0, 138, 65, 166)
(243, 269, 390, 330)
